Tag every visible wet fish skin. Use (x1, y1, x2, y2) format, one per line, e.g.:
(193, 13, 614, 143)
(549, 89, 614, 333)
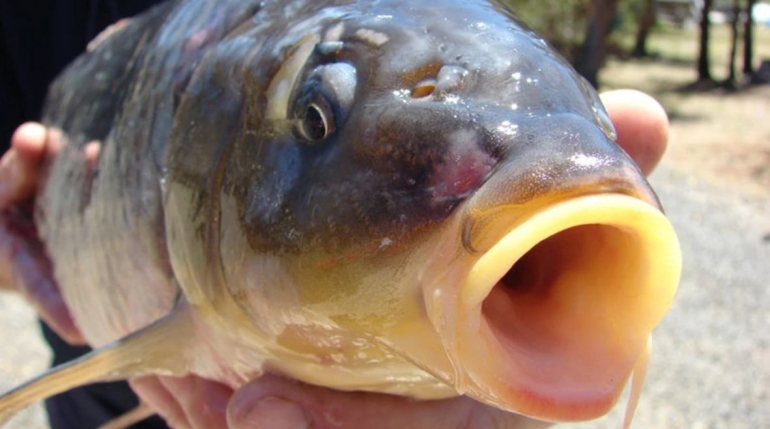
(0, 0, 680, 425)
(39, 0, 267, 346)
(161, 3, 662, 404)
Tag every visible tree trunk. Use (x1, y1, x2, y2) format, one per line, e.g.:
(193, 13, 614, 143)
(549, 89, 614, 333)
(743, 0, 756, 76)
(575, 0, 621, 88)
(697, 0, 714, 82)
(633, 0, 658, 58)
(726, 0, 741, 87)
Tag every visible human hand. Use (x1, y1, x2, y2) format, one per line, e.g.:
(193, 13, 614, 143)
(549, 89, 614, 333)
(0, 123, 85, 344)
(129, 89, 670, 429)
(600, 89, 668, 176)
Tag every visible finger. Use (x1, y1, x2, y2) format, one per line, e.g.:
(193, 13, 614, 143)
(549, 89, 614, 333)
(0, 123, 47, 207)
(0, 123, 84, 342)
(159, 375, 232, 429)
(227, 374, 550, 429)
(131, 376, 191, 429)
(601, 89, 669, 176)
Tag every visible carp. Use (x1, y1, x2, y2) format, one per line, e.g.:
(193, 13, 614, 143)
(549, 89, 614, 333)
(0, 0, 681, 427)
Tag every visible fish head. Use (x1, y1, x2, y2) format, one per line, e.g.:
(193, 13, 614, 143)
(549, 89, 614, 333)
(224, 0, 656, 253)
(165, 0, 681, 423)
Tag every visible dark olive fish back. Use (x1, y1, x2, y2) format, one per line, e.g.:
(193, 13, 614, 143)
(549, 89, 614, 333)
(38, 0, 264, 346)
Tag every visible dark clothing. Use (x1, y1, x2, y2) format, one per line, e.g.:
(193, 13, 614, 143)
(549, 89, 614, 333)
(0, 0, 161, 150)
(1, 1, 167, 427)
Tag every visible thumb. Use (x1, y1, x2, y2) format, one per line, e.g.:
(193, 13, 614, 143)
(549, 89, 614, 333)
(0, 123, 47, 207)
(227, 374, 550, 429)
(600, 89, 669, 176)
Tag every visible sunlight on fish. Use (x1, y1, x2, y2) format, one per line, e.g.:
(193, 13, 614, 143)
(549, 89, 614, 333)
(0, 0, 681, 427)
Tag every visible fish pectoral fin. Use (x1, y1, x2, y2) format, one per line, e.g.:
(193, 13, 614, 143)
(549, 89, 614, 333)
(98, 402, 156, 429)
(0, 307, 195, 425)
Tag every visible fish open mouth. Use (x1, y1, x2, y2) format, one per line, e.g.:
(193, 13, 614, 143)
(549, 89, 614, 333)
(450, 194, 680, 422)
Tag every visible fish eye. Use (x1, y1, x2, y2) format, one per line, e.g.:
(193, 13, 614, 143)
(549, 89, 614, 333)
(294, 62, 356, 143)
(299, 102, 332, 142)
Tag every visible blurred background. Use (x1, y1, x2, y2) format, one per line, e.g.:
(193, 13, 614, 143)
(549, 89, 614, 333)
(1, 1, 768, 428)
(516, 2, 770, 427)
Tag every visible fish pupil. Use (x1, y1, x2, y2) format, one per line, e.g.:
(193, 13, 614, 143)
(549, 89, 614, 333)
(303, 104, 328, 141)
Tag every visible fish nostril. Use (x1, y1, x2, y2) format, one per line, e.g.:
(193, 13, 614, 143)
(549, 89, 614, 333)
(411, 79, 437, 98)
(435, 65, 468, 93)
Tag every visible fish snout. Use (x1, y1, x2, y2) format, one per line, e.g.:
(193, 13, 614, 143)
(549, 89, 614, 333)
(476, 111, 658, 213)
(423, 113, 681, 421)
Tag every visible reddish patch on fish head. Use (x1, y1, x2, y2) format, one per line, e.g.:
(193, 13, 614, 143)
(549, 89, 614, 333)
(427, 134, 496, 203)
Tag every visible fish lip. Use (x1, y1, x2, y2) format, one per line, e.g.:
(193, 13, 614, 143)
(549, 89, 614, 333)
(459, 180, 659, 256)
(435, 193, 681, 421)
(457, 133, 662, 256)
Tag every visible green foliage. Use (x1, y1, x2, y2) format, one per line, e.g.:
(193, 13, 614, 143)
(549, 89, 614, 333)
(499, 0, 590, 61)
(617, 0, 648, 32)
(500, 0, 657, 61)
(616, 0, 663, 51)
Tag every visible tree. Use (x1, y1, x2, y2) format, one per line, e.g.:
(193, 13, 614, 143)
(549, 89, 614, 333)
(743, 0, 756, 77)
(575, 0, 621, 87)
(726, 0, 741, 87)
(697, 0, 714, 82)
(632, 0, 658, 58)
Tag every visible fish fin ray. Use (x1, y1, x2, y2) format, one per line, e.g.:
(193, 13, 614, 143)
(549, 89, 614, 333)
(98, 402, 156, 429)
(0, 307, 194, 425)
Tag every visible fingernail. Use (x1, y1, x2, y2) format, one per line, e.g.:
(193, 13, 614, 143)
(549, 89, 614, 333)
(231, 397, 309, 429)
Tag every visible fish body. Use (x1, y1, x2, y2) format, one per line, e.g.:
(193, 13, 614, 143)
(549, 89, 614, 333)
(1, 0, 681, 425)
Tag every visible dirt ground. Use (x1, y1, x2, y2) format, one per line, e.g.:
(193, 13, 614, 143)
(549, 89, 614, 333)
(601, 24, 770, 202)
(603, 60, 770, 201)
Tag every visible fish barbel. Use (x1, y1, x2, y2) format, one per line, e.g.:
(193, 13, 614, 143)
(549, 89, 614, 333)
(0, 0, 681, 426)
